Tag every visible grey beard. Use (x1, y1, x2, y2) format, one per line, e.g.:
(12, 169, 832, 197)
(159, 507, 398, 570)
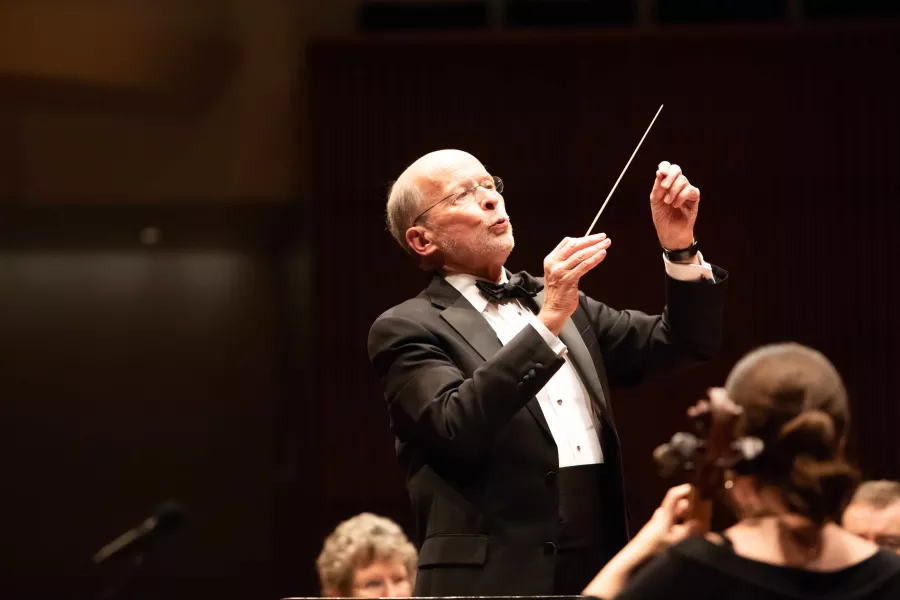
(433, 221, 514, 257)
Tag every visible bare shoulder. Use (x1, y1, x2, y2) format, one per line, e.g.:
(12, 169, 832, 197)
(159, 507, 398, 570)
(722, 521, 881, 571)
(721, 522, 770, 560)
(822, 523, 880, 564)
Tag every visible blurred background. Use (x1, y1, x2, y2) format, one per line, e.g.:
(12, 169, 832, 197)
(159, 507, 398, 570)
(1, 1, 899, 598)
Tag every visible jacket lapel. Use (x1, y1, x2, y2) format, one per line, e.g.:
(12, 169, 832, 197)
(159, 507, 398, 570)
(440, 296, 503, 363)
(429, 274, 503, 362)
(429, 274, 554, 442)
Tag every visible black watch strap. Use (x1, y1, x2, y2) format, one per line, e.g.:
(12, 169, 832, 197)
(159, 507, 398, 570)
(663, 239, 699, 262)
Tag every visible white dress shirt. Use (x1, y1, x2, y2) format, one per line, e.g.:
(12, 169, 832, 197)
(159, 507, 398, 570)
(443, 254, 714, 468)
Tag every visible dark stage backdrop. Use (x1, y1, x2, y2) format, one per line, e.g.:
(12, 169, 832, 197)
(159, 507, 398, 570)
(0, 205, 312, 600)
(4, 21, 900, 600)
(296, 20, 900, 595)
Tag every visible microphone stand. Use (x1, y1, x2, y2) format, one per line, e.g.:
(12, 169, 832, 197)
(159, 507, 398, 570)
(85, 501, 186, 600)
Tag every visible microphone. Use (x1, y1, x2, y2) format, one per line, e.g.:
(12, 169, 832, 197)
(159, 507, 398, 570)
(92, 501, 186, 566)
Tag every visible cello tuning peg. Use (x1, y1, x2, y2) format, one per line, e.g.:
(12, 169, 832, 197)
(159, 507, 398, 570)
(731, 436, 764, 461)
(654, 432, 704, 476)
(687, 400, 711, 419)
(709, 387, 744, 418)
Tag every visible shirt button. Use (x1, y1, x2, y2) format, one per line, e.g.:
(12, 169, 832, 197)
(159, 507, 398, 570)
(577, 445, 582, 452)
(557, 399, 563, 406)
(543, 541, 558, 554)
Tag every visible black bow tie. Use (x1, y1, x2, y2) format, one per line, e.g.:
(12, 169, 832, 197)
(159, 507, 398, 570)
(475, 271, 544, 303)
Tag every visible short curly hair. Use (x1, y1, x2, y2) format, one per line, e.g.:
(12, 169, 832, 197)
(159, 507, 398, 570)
(316, 513, 418, 596)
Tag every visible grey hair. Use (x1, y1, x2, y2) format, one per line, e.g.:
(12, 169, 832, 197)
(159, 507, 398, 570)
(386, 176, 425, 253)
(849, 480, 900, 509)
(316, 512, 418, 596)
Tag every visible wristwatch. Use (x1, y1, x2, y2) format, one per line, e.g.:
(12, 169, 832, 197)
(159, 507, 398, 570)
(663, 239, 699, 263)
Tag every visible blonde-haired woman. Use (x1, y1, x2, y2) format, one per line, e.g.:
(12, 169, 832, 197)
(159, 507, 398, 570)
(317, 513, 417, 597)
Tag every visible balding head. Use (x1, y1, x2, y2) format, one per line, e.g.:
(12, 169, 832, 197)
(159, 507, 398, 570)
(384, 150, 512, 279)
(386, 150, 483, 251)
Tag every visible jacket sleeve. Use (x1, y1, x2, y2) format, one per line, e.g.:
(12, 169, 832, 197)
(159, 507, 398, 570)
(368, 313, 565, 463)
(582, 266, 728, 388)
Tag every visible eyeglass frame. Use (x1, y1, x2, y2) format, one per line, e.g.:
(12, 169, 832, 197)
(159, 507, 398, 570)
(411, 175, 504, 226)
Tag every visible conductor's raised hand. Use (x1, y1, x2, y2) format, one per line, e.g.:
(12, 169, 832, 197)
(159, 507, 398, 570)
(538, 233, 611, 335)
(650, 161, 700, 252)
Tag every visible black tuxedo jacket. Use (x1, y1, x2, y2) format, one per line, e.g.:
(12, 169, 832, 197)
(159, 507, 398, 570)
(367, 267, 728, 596)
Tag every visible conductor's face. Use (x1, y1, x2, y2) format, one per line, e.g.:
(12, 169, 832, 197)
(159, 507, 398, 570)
(405, 150, 513, 279)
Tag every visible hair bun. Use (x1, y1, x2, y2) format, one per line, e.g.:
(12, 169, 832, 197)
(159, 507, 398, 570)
(785, 455, 859, 525)
(779, 409, 836, 460)
(779, 410, 858, 525)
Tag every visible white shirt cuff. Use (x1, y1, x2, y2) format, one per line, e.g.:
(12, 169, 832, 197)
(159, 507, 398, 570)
(529, 319, 568, 357)
(663, 251, 715, 283)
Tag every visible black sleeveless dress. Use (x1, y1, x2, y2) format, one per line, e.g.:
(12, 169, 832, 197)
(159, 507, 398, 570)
(614, 535, 900, 600)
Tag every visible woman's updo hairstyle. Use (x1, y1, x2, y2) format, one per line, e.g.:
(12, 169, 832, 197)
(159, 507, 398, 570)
(725, 343, 858, 526)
